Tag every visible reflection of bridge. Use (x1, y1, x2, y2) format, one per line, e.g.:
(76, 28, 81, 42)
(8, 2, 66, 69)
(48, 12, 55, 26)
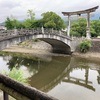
(28, 56, 97, 92)
(2, 52, 99, 93)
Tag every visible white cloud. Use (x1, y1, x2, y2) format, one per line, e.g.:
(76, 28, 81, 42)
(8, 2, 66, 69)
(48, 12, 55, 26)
(0, 0, 99, 22)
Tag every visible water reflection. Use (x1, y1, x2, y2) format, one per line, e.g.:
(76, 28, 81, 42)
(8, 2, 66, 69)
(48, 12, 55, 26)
(0, 53, 100, 100)
(29, 56, 71, 92)
(2, 53, 71, 92)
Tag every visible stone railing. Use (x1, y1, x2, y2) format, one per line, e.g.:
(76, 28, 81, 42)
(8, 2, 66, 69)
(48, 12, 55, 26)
(0, 74, 58, 100)
(0, 28, 68, 39)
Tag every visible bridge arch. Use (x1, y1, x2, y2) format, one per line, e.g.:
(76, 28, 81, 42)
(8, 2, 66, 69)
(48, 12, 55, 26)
(33, 34, 71, 54)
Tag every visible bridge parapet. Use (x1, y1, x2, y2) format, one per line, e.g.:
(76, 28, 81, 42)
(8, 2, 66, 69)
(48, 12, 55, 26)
(0, 28, 70, 40)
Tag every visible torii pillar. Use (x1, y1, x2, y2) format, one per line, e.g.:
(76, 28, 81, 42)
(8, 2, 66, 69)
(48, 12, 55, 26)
(86, 12, 91, 39)
(62, 6, 99, 38)
(67, 15, 71, 37)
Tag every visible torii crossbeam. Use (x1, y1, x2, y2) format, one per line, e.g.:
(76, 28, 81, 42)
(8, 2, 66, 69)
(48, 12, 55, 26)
(62, 6, 99, 39)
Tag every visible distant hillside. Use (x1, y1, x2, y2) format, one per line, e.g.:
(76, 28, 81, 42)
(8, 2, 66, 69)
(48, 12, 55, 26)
(0, 22, 5, 26)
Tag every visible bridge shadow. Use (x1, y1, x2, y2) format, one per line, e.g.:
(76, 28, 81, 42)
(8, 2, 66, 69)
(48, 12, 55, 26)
(39, 38, 71, 54)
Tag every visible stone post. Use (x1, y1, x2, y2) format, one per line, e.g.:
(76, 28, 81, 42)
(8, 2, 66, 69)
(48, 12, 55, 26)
(14, 27, 17, 35)
(41, 26, 44, 34)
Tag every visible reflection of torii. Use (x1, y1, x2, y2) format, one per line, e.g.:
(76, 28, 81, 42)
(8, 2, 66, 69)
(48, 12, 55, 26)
(62, 6, 99, 39)
(63, 68, 95, 91)
(97, 70, 100, 84)
(90, 67, 100, 84)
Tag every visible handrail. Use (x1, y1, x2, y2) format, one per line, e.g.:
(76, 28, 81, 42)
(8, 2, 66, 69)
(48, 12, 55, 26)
(0, 74, 58, 100)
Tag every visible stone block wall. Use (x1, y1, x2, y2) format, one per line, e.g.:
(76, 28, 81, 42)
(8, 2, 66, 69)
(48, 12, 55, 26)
(90, 39, 100, 52)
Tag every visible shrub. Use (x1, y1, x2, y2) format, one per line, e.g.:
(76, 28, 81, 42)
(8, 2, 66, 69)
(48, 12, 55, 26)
(2, 67, 29, 85)
(79, 40, 92, 53)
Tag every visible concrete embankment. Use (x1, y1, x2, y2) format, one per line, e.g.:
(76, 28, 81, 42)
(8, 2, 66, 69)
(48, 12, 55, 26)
(72, 39, 100, 60)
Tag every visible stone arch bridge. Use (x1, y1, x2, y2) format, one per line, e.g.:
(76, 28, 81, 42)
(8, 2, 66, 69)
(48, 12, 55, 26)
(0, 28, 79, 54)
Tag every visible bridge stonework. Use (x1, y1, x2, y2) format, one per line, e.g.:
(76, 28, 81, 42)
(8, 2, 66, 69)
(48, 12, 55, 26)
(0, 29, 79, 54)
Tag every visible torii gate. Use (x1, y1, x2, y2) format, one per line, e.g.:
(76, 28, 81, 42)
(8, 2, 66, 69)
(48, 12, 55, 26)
(62, 6, 99, 39)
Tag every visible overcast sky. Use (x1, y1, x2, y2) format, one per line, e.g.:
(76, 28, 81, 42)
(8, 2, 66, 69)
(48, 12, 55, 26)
(0, 0, 100, 22)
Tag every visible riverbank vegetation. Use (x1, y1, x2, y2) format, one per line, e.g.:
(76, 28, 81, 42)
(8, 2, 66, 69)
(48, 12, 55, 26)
(2, 67, 29, 85)
(79, 40, 92, 53)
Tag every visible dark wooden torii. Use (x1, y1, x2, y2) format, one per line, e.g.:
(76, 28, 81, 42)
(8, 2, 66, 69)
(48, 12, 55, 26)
(62, 6, 99, 39)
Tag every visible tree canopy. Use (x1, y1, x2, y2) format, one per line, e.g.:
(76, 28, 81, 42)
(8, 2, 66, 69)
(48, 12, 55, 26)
(41, 11, 66, 30)
(71, 18, 100, 37)
(5, 11, 65, 30)
(5, 17, 21, 29)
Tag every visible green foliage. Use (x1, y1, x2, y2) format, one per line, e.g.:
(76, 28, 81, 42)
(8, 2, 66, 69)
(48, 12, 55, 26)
(5, 17, 21, 29)
(71, 18, 87, 37)
(70, 31, 81, 37)
(71, 18, 100, 37)
(5, 10, 35, 29)
(41, 11, 66, 30)
(31, 19, 43, 28)
(22, 19, 33, 28)
(79, 40, 92, 53)
(3, 67, 28, 85)
(22, 10, 35, 28)
(91, 20, 100, 37)
(27, 9, 35, 20)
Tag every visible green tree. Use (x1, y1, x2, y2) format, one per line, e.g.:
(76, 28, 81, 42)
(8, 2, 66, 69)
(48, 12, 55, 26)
(22, 10, 35, 28)
(31, 19, 43, 28)
(71, 18, 98, 37)
(91, 20, 100, 37)
(27, 9, 35, 20)
(41, 11, 66, 30)
(5, 16, 21, 29)
(22, 19, 33, 28)
(71, 18, 87, 36)
(71, 22, 81, 36)
(5, 17, 13, 29)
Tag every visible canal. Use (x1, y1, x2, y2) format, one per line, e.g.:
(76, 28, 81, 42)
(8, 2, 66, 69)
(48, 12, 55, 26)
(0, 52, 100, 100)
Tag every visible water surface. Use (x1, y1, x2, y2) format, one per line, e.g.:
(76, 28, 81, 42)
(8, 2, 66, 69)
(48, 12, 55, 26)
(0, 52, 100, 100)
